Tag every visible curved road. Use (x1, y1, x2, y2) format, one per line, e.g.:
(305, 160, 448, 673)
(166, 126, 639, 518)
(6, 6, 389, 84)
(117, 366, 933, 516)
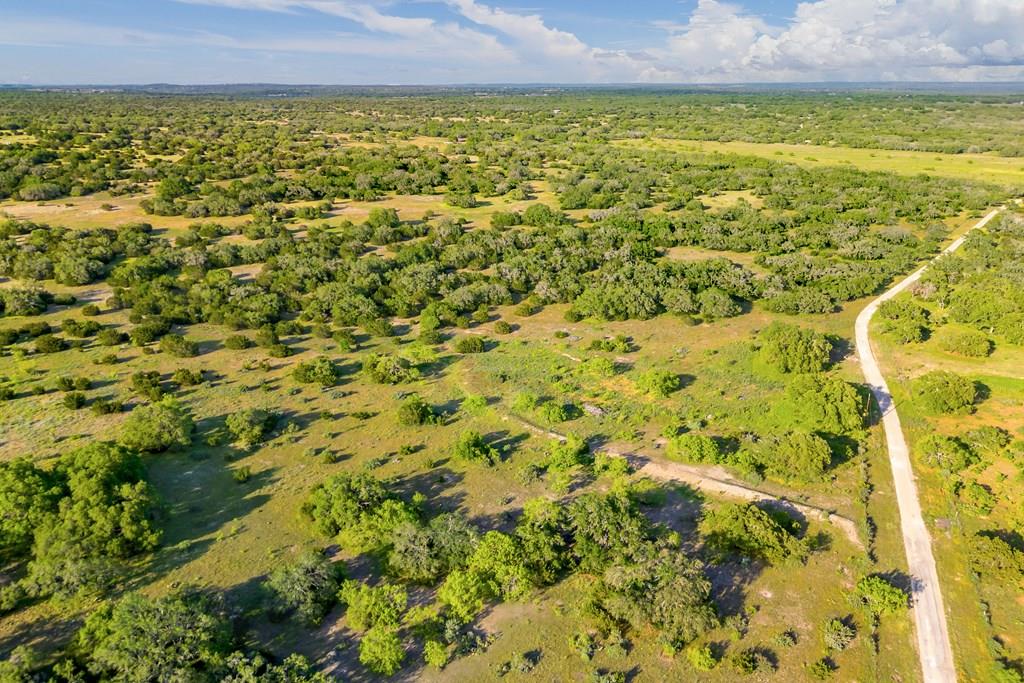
(856, 208, 999, 683)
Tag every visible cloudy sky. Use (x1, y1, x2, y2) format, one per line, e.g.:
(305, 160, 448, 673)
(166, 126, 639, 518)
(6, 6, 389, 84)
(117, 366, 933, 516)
(2, 0, 1023, 84)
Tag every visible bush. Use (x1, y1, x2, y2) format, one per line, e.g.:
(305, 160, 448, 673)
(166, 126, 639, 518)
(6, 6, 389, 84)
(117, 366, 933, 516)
(936, 327, 992, 357)
(34, 334, 65, 354)
(666, 433, 721, 464)
(62, 392, 87, 409)
(97, 328, 127, 346)
(914, 370, 977, 414)
(172, 368, 204, 387)
(224, 334, 254, 350)
(363, 353, 418, 384)
(130, 370, 164, 401)
(686, 644, 718, 671)
(303, 473, 416, 551)
(494, 320, 513, 334)
(118, 398, 194, 452)
(855, 575, 909, 616)
(226, 408, 278, 447)
(758, 322, 832, 374)
(129, 320, 170, 346)
(159, 334, 199, 358)
(397, 395, 440, 426)
(700, 502, 806, 565)
(822, 617, 856, 650)
(760, 431, 832, 484)
(917, 434, 975, 472)
(454, 336, 486, 353)
(785, 375, 866, 434)
(358, 625, 405, 676)
(453, 430, 499, 465)
(292, 357, 342, 387)
(635, 369, 681, 397)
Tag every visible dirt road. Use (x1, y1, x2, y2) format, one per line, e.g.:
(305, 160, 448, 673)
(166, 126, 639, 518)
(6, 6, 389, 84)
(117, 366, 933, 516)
(855, 208, 1000, 683)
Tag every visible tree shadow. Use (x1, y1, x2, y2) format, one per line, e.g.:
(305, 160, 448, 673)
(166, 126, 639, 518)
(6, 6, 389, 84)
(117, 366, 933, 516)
(391, 466, 466, 514)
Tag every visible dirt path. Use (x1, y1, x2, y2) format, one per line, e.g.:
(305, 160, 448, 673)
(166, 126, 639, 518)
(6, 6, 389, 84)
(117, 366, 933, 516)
(855, 208, 1000, 683)
(502, 415, 863, 549)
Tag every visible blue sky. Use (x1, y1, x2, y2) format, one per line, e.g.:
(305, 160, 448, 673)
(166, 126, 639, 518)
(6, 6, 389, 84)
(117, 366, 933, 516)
(2, 0, 1023, 84)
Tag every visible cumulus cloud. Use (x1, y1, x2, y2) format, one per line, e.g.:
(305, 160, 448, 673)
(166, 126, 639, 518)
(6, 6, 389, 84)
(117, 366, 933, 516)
(657, 0, 1024, 81)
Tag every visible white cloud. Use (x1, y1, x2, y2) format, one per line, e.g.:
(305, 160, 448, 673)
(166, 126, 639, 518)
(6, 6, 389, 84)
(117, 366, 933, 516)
(5, 0, 1024, 83)
(657, 0, 1024, 81)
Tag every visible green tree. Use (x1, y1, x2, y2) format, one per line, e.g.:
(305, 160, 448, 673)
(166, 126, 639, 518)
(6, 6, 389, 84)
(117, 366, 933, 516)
(225, 408, 278, 447)
(358, 625, 405, 677)
(666, 433, 722, 464)
(452, 430, 499, 465)
(635, 369, 682, 397)
(264, 549, 343, 626)
(700, 503, 806, 565)
(437, 568, 489, 622)
(292, 356, 342, 387)
(118, 397, 193, 452)
(0, 459, 63, 558)
(77, 589, 230, 682)
(758, 322, 832, 374)
(340, 580, 407, 631)
(760, 431, 832, 483)
(914, 370, 977, 414)
(855, 575, 909, 616)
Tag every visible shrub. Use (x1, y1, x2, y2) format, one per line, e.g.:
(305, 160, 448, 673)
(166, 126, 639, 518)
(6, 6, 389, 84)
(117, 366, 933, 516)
(81, 304, 100, 317)
(97, 328, 127, 346)
(878, 298, 930, 343)
(936, 327, 992, 357)
(539, 400, 579, 423)
(118, 397, 194, 452)
(855, 575, 909, 616)
(75, 590, 229, 682)
(292, 357, 342, 387)
(760, 431, 832, 484)
(172, 368, 204, 387)
(129, 320, 170, 346)
(635, 369, 681, 397)
(130, 370, 163, 401)
(666, 434, 721, 464)
(822, 617, 856, 651)
(303, 473, 416, 551)
(454, 336, 485, 353)
(62, 392, 87, 409)
(363, 353, 418, 384)
(686, 644, 718, 671)
(785, 375, 866, 434)
(91, 398, 124, 415)
(159, 334, 199, 358)
(494, 321, 513, 334)
(34, 334, 65, 354)
(358, 625, 405, 676)
(917, 434, 975, 472)
(224, 334, 254, 350)
(453, 430, 499, 465)
(339, 580, 407, 631)
(758, 322, 832, 374)
(226, 408, 278, 447)
(397, 395, 439, 426)
(700, 503, 806, 565)
(914, 370, 977, 414)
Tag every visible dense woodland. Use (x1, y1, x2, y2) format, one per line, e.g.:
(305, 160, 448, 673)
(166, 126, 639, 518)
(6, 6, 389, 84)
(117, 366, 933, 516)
(0, 90, 1022, 682)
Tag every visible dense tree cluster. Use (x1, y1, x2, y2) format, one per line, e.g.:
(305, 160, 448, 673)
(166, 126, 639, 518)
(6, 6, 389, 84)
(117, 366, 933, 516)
(0, 443, 161, 601)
